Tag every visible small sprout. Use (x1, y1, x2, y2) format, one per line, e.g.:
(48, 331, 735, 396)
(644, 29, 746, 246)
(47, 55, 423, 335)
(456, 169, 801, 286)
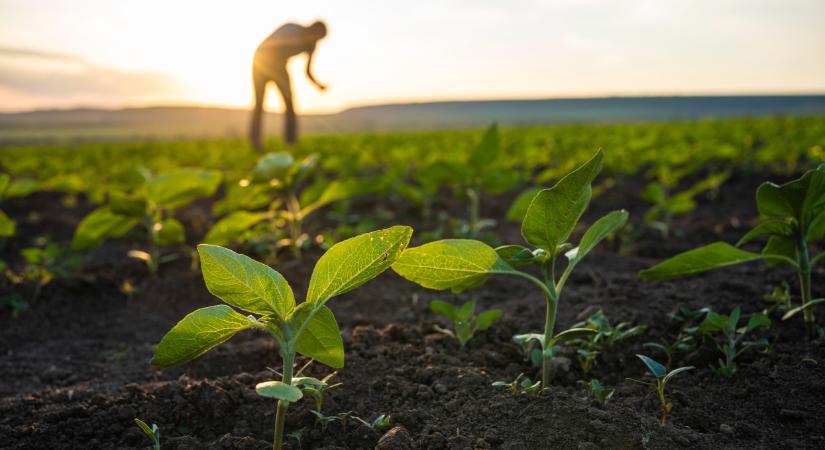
(698, 307, 770, 378)
(762, 282, 793, 316)
(309, 410, 351, 430)
(628, 354, 693, 426)
(352, 413, 393, 432)
(294, 369, 343, 416)
(579, 379, 615, 404)
(430, 299, 502, 349)
(569, 310, 646, 373)
(133, 418, 160, 450)
(492, 373, 543, 396)
(643, 306, 706, 368)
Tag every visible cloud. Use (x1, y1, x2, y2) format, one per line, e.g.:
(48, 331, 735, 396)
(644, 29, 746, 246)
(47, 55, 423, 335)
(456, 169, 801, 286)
(0, 45, 185, 109)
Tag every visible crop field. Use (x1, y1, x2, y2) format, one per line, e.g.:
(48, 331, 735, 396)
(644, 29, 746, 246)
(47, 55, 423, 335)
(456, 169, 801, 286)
(1, 116, 825, 449)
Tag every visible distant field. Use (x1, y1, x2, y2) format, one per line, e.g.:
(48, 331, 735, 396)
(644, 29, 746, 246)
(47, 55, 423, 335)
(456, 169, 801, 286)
(1, 95, 824, 146)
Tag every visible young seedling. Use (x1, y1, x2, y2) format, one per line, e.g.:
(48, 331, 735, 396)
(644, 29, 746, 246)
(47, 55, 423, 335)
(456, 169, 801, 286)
(73, 168, 222, 273)
(133, 418, 160, 450)
(579, 379, 615, 404)
(151, 226, 412, 450)
(569, 309, 646, 373)
(641, 164, 729, 238)
(643, 306, 706, 368)
(640, 165, 825, 336)
(352, 414, 392, 432)
(763, 282, 793, 317)
(628, 354, 694, 426)
(698, 307, 770, 378)
(430, 299, 502, 349)
(492, 373, 542, 396)
(295, 368, 342, 415)
(206, 152, 381, 259)
(393, 150, 629, 389)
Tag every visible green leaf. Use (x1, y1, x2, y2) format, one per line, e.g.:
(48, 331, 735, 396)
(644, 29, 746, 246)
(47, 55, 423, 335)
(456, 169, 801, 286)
(133, 418, 155, 438)
(548, 327, 599, 346)
(636, 354, 667, 378)
(699, 310, 728, 334)
(306, 226, 412, 304)
(4, 178, 39, 198)
(430, 300, 458, 320)
(756, 166, 825, 228)
(468, 123, 500, 172)
(809, 211, 825, 242)
(0, 210, 15, 237)
(494, 245, 534, 267)
(301, 177, 383, 217)
(256, 381, 303, 402)
(198, 244, 295, 318)
(72, 207, 139, 251)
(151, 305, 254, 367)
(0, 173, 8, 197)
(475, 309, 502, 330)
(204, 211, 271, 246)
(782, 298, 825, 320)
(762, 236, 797, 268)
(292, 304, 345, 368)
(736, 220, 794, 246)
(507, 187, 542, 222)
(522, 150, 603, 253)
(639, 242, 762, 280)
(566, 210, 628, 265)
(392, 239, 515, 294)
(109, 191, 147, 217)
(457, 299, 476, 321)
(146, 169, 222, 208)
(744, 313, 771, 334)
(252, 152, 295, 182)
(156, 218, 185, 246)
(663, 366, 695, 384)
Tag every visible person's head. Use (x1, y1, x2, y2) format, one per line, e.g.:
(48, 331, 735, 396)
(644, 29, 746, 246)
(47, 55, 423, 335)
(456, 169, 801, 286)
(308, 20, 327, 40)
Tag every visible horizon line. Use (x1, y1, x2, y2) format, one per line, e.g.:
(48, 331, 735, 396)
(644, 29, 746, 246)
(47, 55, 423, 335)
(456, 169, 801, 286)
(3, 91, 825, 116)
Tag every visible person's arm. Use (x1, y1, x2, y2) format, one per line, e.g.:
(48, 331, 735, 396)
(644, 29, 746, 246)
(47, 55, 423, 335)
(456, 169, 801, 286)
(305, 47, 327, 91)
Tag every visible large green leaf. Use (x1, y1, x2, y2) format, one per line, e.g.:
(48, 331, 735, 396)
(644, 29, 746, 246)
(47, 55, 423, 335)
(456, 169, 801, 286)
(151, 305, 254, 367)
(762, 235, 797, 268)
(198, 244, 294, 318)
(292, 304, 345, 368)
(146, 169, 222, 208)
(507, 187, 542, 222)
(109, 191, 148, 217)
(639, 242, 762, 280)
(72, 207, 139, 251)
(5, 179, 39, 198)
(0, 209, 15, 237)
(756, 166, 825, 228)
(155, 218, 185, 246)
(468, 123, 500, 172)
(256, 381, 303, 402)
(566, 210, 628, 265)
(521, 150, 603, 253)
(736, 219, 794, 246)
(392, 239, 515, 293)
(203, 211, 271, 246)
(306, 226, 412, 304)
(252, 152, 295, 182)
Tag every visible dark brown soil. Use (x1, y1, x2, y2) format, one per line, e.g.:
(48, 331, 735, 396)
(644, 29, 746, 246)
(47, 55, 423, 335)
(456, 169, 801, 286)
(1, 171, 824, 450)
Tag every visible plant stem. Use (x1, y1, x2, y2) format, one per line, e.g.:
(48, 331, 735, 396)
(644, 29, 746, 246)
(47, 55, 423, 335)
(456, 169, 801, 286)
(542, 293, 559, 388)
(273, 350, 294, 450)
(797, 234, 814, 337)
(286, 193, 302, 259)
(467, 187, 480, 238)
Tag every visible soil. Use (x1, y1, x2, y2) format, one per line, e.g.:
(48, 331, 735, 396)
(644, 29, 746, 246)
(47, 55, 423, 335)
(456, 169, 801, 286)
(1, 170, 824, 450)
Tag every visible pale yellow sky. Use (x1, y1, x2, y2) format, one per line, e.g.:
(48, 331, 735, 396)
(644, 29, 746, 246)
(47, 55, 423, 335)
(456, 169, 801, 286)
(0, 0, 824, 113)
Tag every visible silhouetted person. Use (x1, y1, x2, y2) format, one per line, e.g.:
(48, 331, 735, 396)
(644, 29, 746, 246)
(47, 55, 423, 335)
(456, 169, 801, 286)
(250, 21, 328, 149)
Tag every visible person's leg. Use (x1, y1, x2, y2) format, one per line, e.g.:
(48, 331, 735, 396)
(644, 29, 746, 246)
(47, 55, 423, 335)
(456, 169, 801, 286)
(273, 69, 296, 145)
(250, 68, 267, 151)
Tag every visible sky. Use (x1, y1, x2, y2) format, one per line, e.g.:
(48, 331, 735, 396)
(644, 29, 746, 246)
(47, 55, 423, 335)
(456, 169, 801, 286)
(0, 0, 824, 113)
